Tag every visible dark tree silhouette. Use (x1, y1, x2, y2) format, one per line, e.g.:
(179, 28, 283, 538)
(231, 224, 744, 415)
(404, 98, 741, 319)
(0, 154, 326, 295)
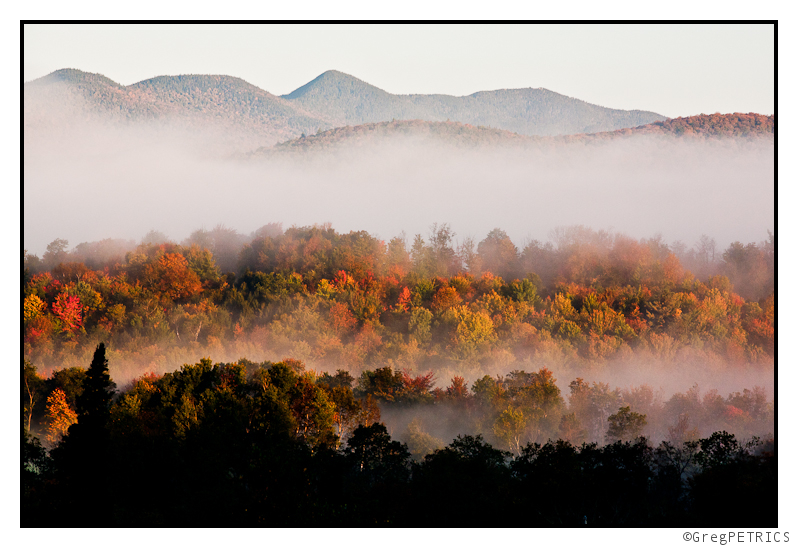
(76, 342, 116, 432)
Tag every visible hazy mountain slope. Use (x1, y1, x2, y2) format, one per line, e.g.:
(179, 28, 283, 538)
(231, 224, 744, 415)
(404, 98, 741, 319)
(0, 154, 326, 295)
(282, 70, 666, 135)
(24, 68, 157, 125)
(407, 88, 665, 135)
(24, 69, 333, 152)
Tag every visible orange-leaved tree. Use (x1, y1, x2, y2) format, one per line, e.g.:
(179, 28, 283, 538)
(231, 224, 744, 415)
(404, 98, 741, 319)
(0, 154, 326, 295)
(44, 388, 78, 445)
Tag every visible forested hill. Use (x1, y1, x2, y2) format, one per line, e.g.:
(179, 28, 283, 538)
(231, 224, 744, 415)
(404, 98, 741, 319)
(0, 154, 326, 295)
(247, 113, 775, 158)
(600, 112, 775, 139)
(281, 69, 666, 136)
(249, 119, 539, 157)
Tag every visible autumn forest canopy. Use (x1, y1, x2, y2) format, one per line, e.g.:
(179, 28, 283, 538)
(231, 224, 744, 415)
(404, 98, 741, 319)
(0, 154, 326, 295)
(23, 220, 775, 526)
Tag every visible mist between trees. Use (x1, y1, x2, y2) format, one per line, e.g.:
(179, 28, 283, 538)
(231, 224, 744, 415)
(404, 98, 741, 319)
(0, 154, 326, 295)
(24, 219, 774, 448)
(23, 348, 775, 527)
(23, 218, 775, 526)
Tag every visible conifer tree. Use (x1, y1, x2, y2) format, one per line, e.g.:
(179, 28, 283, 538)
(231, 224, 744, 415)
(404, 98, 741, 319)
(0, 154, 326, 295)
(76, 342, 116, 432)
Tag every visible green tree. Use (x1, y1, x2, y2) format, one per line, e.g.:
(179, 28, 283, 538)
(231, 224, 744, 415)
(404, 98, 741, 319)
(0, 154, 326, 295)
(493, 405, 527, 454)
(347, 423, 411, 484)
(606, 406, 647, 442)
(403, 418, 445, 460)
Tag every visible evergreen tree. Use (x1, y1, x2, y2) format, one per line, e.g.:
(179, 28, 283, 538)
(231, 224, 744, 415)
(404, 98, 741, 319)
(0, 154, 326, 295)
(76, 342, 116, 432)
(49, 343, 118, 525)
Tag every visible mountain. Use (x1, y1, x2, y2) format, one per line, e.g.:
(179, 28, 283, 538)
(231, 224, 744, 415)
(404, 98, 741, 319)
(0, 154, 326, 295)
(25, 67, 670, 155)
(24, 69, 333, 152)
(281, 70, 667, 136)
(281, 70, 417, 123)
(246, 113, 775, 159)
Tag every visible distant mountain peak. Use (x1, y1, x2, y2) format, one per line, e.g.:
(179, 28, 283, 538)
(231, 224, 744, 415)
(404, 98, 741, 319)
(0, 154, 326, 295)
(282, 69, 389, 100)
(28, 68, 122, 88)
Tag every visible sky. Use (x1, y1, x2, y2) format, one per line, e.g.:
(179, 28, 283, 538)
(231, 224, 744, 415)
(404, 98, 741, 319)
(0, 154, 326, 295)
(23, 23, 774, 119)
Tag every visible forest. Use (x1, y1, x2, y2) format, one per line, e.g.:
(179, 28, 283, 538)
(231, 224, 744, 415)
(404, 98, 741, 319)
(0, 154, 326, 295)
(22, 222, 775, 526)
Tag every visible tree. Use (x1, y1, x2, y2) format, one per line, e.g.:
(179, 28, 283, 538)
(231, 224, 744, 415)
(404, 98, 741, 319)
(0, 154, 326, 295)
(289, 375, 336, 447)
(141, 229, 169, 245)
(356, 367, 404, 402)
(493, 405, 527, 454)
(477, 228, 519, 280)
(403, 418, 445, 460)
(346, 423, 410, 483)
(44, 388, 78, 445)
(23, 361, 45, 433)
(326, 385, 362, 446)
(429, 223, 461, 276)
(558, 413, 587, 445)
(51, 292, 83, 336)
(606, 406, 647, 442)
(76, 342, 117, 432)
(445, 376, 469, 400)
(143, 252, 202, 303)
(43, 238, 69, 268)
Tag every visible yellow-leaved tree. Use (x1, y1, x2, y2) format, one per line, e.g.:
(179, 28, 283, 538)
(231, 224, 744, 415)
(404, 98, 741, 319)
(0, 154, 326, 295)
(45, 388, 78, 445)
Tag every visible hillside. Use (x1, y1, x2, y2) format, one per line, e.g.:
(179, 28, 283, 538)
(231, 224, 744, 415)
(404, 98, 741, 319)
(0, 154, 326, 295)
(281, 70, 667, 136)
(247, 119, 541, 158)
(596, 112, 775, 139)
(246, 113, 775, 159)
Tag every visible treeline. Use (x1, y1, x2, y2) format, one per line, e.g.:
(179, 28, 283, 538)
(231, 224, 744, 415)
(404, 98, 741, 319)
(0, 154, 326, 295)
(23, 354, 773, 459)
(23, 345, 775, 527)
(24, 223, 774, 382)
(253, 113, 775, 158)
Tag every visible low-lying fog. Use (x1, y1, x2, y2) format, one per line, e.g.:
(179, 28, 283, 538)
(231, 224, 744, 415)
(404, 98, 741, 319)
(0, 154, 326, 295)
(23, 120, 774, 256)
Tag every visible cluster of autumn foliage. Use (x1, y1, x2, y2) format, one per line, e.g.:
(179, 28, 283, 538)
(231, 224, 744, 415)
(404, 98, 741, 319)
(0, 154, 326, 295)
(626, 113, 774, 139)
(24, 223, 774, 385)
(23, 344, 775, 526)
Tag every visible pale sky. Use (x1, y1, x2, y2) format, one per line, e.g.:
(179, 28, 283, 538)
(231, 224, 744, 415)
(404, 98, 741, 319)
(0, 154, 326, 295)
(23, 23, 774, 118)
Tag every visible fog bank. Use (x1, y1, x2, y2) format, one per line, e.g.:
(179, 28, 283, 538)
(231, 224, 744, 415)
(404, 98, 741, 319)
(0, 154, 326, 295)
(24, 123, 773, 256)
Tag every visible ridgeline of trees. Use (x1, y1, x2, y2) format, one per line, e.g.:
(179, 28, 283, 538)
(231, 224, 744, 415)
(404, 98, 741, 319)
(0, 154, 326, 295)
(24, 223, 774, 381)
(23, 346, 775, 527)
(249, 113, 775, 160)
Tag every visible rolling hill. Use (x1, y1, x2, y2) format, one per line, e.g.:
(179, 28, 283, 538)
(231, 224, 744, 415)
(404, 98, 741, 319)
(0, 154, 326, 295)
(247, 113, 775, 159)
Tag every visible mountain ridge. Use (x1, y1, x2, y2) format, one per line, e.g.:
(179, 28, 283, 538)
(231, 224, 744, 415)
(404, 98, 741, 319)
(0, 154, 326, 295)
(280, 69, 667, 136)
(26, 68, 673, 150)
